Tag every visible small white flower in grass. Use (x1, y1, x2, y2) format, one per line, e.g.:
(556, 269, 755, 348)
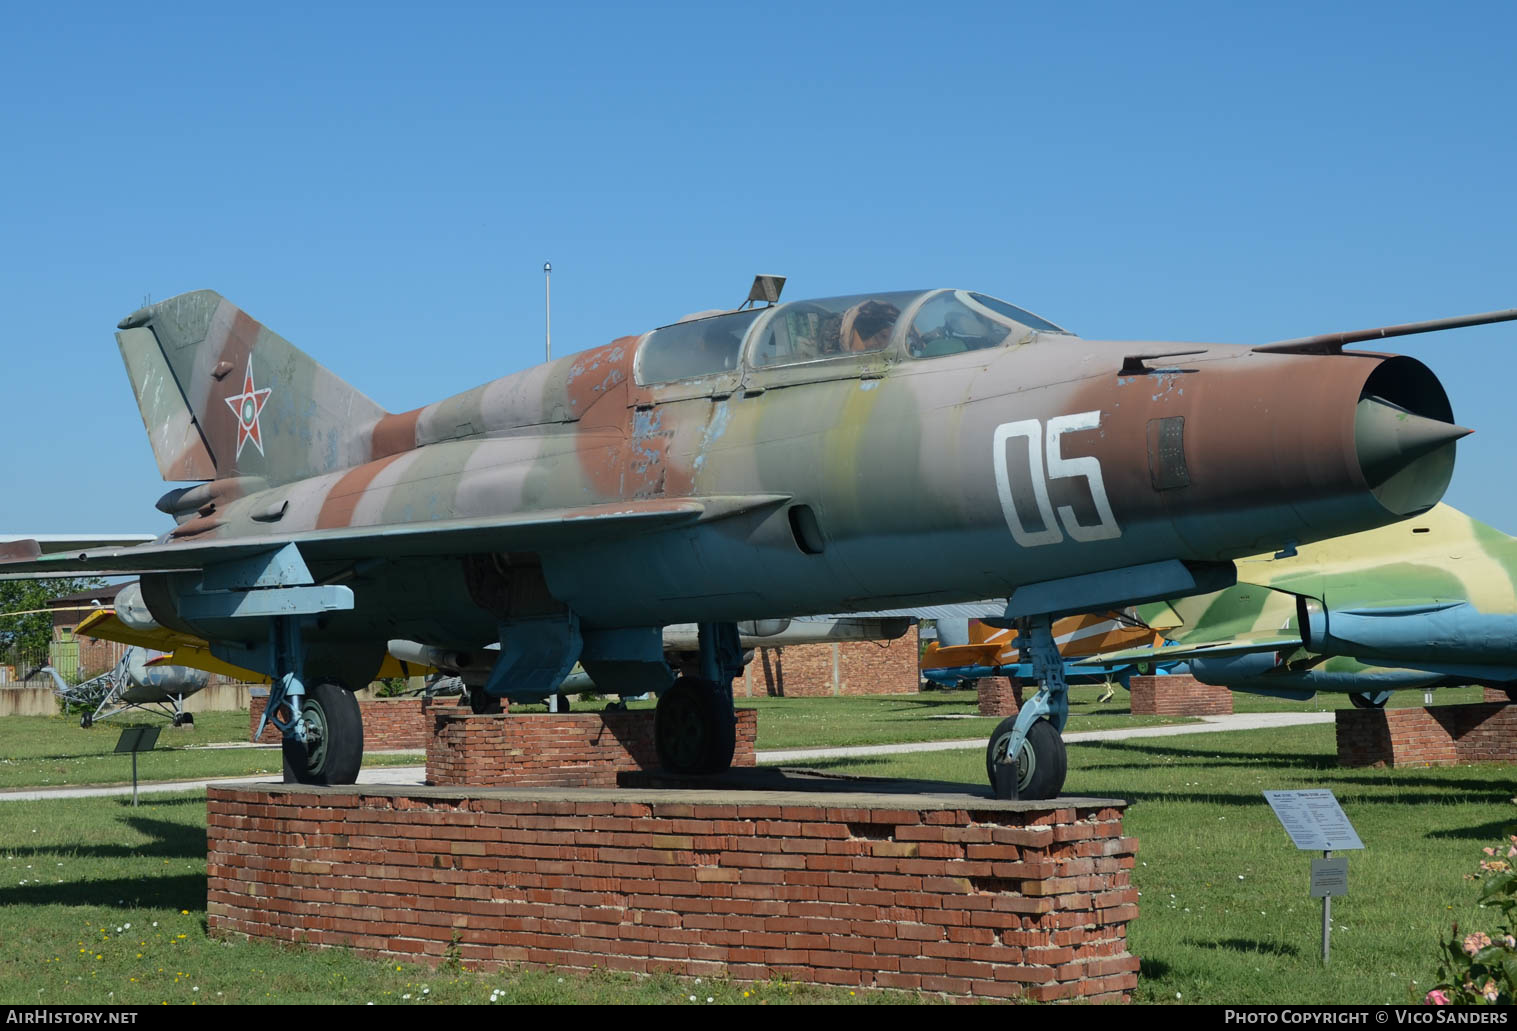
(706, 997, 714, 1003)
(1237, 875, 1244, 880)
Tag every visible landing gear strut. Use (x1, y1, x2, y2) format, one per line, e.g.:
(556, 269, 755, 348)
(984, 614, 1069, 800)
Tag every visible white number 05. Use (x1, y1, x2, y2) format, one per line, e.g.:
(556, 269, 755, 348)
(992, 411, 1121, 547)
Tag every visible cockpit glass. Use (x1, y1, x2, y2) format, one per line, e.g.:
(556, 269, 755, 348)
(750, 291, 922, 368)
(908, 291, 1068, 360)
(636, 308, 762, 385)
(968, 293, 1068, 334)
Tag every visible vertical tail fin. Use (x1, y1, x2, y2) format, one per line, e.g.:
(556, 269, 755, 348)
(116, 290, 388, 486)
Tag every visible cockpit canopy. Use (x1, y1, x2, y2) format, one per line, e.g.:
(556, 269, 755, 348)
(635, 289, 1069, 385)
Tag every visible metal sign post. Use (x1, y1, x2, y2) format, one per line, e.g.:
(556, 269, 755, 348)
(114, 726, 160, 807)
(1264, 790, 1362, 966)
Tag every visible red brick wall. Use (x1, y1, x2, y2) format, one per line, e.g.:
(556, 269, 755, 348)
(977, 678, 1022, 717)
(742, 627, 920, 697)
(205, 785, 1139, 1002)
(1337, 703, 1517, 768)
(427, 708, 757, 786)
(250, 696, 451, 748)
(1483, 688, 1515, 704)
(1128, 675, 1233, 716)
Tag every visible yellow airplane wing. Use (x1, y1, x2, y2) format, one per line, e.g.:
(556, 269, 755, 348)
(74, 609, 433, 683)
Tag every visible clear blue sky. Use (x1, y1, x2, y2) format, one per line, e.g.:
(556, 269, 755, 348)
(3, 1, 1514, 533)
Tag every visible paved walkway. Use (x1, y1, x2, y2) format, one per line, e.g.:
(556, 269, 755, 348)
(757, 710, 1336, 763)
(0, 710, 1336, 803)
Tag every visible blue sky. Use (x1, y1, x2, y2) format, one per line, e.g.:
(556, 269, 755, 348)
(2, 1, 1514, 533)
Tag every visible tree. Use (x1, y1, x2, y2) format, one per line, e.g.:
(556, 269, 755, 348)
(0, 578, 106, 660)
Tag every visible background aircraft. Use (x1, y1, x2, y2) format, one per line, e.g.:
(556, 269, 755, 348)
(921, 613, 1167, 692)
(0, 284, 1481, 797)
(1084, 504, 1517, 706)
(30, 644, 211, 727)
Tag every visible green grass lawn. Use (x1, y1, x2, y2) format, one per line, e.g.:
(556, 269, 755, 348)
(0, 712, 418, 791)
(1222, 683, 1492, 714)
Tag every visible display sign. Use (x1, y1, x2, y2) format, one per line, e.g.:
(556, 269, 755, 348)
(1263, 790, 1364, 851)
(1310, 857, 1349, 898)
(114, 726, 160, 754)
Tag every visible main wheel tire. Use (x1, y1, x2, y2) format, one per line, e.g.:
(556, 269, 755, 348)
(1349, 691, 1389, 709)
(984, 717, 1067, 800)
(282, 681, 364, 785)
(467, 686, 503, 715)
(654, 677, 736, 774)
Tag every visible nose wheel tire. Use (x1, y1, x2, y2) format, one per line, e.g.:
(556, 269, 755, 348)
(985, 717, 1067, 800)
(654, 677, 736, 774)
(282, 680, 364, 785)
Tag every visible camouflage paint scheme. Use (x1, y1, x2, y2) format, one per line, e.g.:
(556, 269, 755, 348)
(1092, 504, 1517, 698)
(0, 288, 1468, 707)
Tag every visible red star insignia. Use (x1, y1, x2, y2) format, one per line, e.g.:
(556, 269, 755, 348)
(224, 356, 272, 459)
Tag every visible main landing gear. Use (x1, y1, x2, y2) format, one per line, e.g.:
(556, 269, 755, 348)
(281, 680, 365, 785)
(655, 677, 737, 774)
(984, 614, 1069, 801)
(653, 623, 741, 775)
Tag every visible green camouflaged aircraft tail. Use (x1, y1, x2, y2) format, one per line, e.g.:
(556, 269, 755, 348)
(117, 290, 386, 486)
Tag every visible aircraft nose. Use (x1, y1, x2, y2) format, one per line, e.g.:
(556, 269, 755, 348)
(1354, 396, 1472, 488)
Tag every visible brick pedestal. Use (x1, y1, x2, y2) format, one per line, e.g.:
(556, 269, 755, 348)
(1337, 702, 1517, 767)
(1128, 674, 1232, 716)
(250, 694, 449, 748)
(742, 626, 920, 697)
(427, 708, 758, 787)
(977, 677, 1023, 717)
(206, 779, 1139, 1002)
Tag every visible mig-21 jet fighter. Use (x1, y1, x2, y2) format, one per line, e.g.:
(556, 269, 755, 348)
(0, 281, 1494, 797)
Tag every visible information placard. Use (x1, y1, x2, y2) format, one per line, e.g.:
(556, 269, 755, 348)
(1263, 789, 1363, 851)
(1310, 857, 1349, 897)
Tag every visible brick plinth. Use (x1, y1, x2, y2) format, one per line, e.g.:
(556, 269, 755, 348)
(205, 781, 1139, 1002)
(1128, 675, 1232, 716)
(427, 708, 758, 787)
(250, 695, 452, 748)
(741, 626, 920, 697)
(1336, 703, 1517, 768)
(977, 678, 1023, 717)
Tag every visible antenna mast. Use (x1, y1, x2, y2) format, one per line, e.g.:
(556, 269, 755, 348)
(543, 262, 552, 361)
